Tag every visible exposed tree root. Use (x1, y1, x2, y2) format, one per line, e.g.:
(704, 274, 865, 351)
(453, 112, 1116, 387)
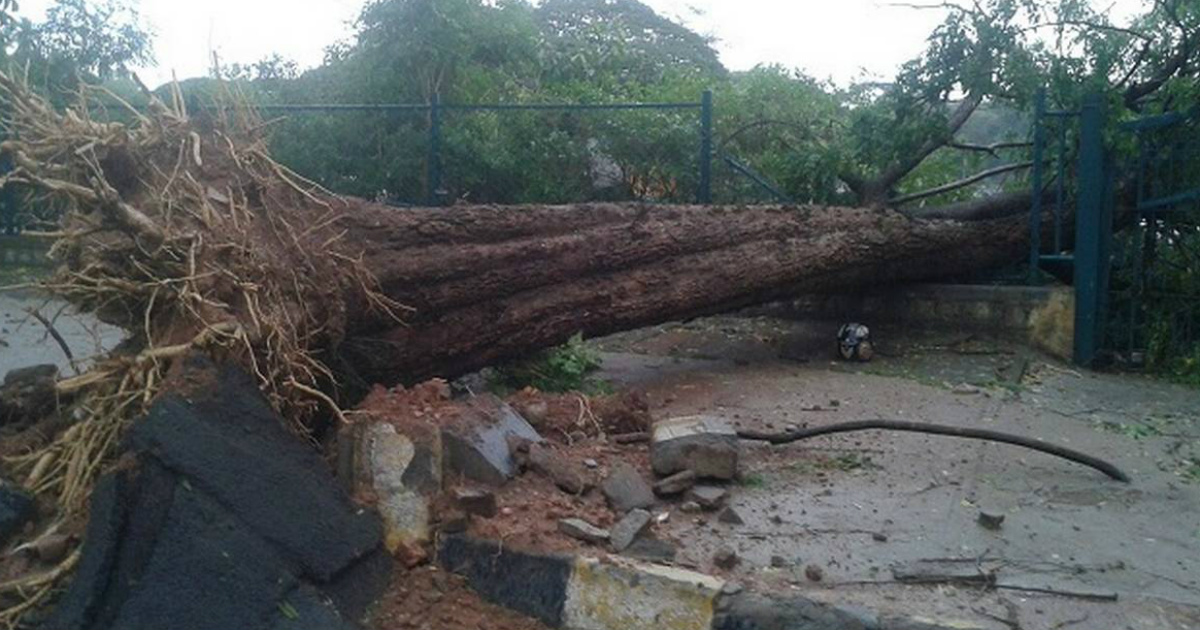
(0, 71, 405, 626)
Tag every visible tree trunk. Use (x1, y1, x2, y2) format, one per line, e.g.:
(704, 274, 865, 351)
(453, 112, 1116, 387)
(331, 202, 1034, 385)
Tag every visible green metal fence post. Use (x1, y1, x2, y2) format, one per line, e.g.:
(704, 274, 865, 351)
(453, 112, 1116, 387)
(698, 89, 713, 204)
(1028, 88, 1047, 284)
(1073, 92, 1108, 366)
(428, 93, 442, 206)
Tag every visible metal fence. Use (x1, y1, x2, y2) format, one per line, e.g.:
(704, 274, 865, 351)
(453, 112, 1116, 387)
(256, 91, 715, 206)
(1031, 87, 1200, 368)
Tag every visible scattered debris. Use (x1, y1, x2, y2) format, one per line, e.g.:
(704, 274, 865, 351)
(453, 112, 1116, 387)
(680, 501, 702, 513)
(558, 518, 610, 545)
(454, 488, 498, 519)
(651, 416, 739, 480)
(527, 443, 591, 495)
(583, 458, 599, 469)
(622, 536, 678, 562)
(978, 509, 1006, 531)
(687, 485, 728, 510)
(717, 506, 745, 525)
(601, 462, 656, 513)
(442, 395, 543, 486)
(610, 509, 653, 552)
(952, 383, 982, 395)
(714, 548, 741, 570)
(653, 470, 697, 496)
(613, 432, 651, 445)
(893, 559, 996, 586)
(804, 564, 825, 582)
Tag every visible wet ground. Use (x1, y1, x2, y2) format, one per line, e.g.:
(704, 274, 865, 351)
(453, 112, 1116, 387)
(590, 316, 1200, 630)
(0, 290, 124, 376)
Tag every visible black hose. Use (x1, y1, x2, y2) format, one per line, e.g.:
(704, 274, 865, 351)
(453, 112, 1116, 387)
(738, 419, 1130, 482)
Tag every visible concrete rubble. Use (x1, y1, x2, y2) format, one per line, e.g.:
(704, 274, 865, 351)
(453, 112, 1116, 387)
(650, 415, 740, 480)
(609, 509, 652, 552)
(601, 462, 656, 513)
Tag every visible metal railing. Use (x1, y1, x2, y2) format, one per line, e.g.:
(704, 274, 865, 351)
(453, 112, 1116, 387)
(255, 91, 715, 206)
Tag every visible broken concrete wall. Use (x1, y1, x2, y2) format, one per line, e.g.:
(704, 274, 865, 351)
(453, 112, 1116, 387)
(44, 357, 391, 630)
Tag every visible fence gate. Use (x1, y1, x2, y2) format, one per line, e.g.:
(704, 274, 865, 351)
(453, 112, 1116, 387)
(1031, 90, 1200, 369)
(1107, 107, 1200, 369)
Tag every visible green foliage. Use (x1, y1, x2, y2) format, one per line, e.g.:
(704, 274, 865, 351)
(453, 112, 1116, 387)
(0, 0, 152, 100)
(488, 333, 607, 394)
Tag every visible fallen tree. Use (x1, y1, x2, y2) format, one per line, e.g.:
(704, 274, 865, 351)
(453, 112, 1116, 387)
(0, 72, 1051, 624)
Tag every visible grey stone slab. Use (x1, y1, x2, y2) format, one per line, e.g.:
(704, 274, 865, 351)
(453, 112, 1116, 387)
(651, 416, 739, 480)
(610, 509, 652, 552)
(601, 462, 655, 513)
(442, 395, 541, 486)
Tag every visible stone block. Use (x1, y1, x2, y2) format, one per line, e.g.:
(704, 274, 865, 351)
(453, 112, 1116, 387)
(651, 416, 739, 480)
(653, 470, 696, 496)
(609, 509, 652, 552)
(601, 463, 655, 514)
(528, 443, 591, 495)
(558, 519, 610, 545)
(442, 395, 542, 486)
(687, 485, 728, 510)
(563, 557, 723, 630)
(454, 487, 497, 518)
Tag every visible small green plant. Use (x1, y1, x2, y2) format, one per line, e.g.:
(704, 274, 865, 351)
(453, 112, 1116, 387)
(739, 473, 768, 489)
(488, 333, 607, 394)
(1095, 420, 1162, 440)
(817, 453, 875, 472)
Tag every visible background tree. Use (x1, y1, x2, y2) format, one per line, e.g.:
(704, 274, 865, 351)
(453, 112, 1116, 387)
(0, 0, 152, 101)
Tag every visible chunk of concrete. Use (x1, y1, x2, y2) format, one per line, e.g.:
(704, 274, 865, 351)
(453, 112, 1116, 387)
(558, 518, 610, 545)
(610, 509, 652, 552)
(653, 469, 697, 496)
(717, 506, 745, 525)
(454, 487, 497, 518)
(687, 485, 728, 511)
(623, 535, 678, 562)
(564, 557, 723, 630)
(601, 463, 655, 514)
(651, 416, 739, 480)
(354, 421, 440, 551)
(528, 443, 591, 495)
(442, 395, 542, 486)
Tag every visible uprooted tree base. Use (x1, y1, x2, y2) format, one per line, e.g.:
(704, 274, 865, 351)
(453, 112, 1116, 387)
(0, 71, 1048, 624)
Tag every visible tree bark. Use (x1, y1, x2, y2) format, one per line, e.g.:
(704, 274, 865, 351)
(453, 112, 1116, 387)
(331, 202, 1035, 385)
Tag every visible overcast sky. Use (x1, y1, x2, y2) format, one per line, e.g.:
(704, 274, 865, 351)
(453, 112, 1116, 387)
(16, 0, 1148, 88)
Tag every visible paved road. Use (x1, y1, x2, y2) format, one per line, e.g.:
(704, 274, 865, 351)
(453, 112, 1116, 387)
(595, 316, 1200, 630)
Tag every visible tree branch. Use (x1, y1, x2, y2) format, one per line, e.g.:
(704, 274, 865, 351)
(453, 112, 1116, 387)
(1019, 21, 1154, 42)
(860, 93, 984, 203)
(891, 161, 1034, 206)
(947, 140, 1033, 157)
